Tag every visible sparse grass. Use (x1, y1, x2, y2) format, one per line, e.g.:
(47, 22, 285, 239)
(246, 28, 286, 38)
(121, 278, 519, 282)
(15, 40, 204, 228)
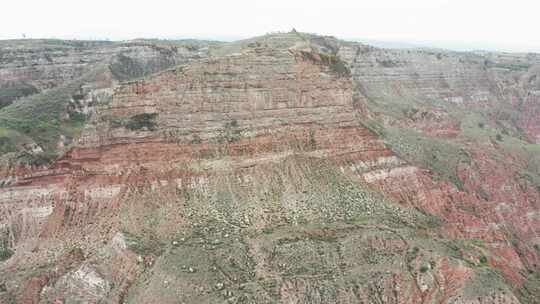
(354, 77, 540, 198)
(382, 127, 469, 190)
(123, 231, 165, 257)
(115, 154, 520, 302)
(518, 170, 540, 192)
(0, 65, 109, 159)
(0, 81, 81, 153)
(517, 271, 540, 304)
(0, 82, 38, 108)
(0, 69, 109, 158)
(0, 128, 20, 153)
(461, 268, 510, 299)
(436, 238, 491, 267)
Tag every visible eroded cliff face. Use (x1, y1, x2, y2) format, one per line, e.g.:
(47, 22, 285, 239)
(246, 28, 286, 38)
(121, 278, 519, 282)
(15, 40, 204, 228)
(338, 41, 540, 300)
(0, 39, 210, 96)
(0, 33, 538, 303)
(339, 44, 540, 142)
(0, 39, 216, 165)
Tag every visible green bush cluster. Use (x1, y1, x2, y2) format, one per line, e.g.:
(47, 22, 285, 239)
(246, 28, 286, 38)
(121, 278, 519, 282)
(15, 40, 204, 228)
(125, 113, 159, 131)
(478, 255, 488, 265)
(0, 247, 14, 261)
(319, 53, 351, 77)
(218, 120, 242, 143)
(299, 50, 350, 77)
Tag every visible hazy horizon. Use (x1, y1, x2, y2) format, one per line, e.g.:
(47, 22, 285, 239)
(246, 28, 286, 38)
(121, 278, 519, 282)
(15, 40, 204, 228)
(3, 34, 538, 54)
(2, 0, 540, 53)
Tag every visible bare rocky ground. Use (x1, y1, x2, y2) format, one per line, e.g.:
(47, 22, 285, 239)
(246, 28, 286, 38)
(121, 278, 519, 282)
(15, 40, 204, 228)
(0, 32, 538, 303)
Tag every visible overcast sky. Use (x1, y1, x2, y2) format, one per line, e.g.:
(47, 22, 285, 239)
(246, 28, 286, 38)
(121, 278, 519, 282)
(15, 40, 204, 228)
(2, 0, 539, 52)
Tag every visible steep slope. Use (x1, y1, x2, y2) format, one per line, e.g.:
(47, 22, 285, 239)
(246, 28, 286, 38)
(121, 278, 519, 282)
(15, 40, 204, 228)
(338, 39, 540, 300)
(0, 33, 538, 303)
(0, 39, 218, 163)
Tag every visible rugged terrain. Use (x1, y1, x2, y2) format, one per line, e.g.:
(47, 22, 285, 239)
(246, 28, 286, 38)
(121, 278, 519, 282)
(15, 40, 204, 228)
(0, 32, 539, 303)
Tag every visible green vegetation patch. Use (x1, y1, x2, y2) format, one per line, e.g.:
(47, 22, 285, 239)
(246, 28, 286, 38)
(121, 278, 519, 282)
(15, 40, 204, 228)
(382, 127, 469, 190)
(0, 128, 20, 154)
(518, 170, 540, 192)
(319, 53, 350, 77)
(0, 80, 86, 154)
(0, 82, 38, 108)
(299, 50, 350, 77)
(125, 113, 159, 131)
(419, 265, 429, 273)
(460, 268, 511, 299)
(517, 272, 540, 304)
(216, 119, 242, 143)
(0, 65, 112, 158)
(0, 246, 14, 262)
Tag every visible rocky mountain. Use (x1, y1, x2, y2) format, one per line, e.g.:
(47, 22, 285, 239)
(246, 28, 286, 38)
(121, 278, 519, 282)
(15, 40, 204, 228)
(0, 31, 538, 303)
